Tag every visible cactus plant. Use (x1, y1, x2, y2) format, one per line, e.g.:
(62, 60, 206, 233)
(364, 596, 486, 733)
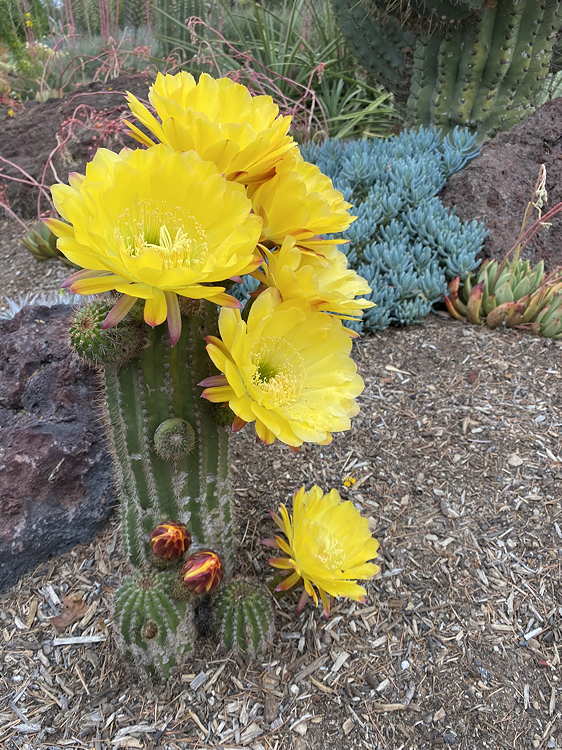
(332, 0, 562, 138)
(50, 71, 380, 680)
(114, 569, 195, 680)
(68, 300, 145, 367)
(214, 578, 274, 656)
(69, 299, 235, 677)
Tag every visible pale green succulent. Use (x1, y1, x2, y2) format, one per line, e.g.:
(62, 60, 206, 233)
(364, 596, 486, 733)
(445, 257, 562, 338)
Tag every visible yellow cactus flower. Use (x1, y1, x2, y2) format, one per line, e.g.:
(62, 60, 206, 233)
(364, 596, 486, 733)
(267, 486, 380, 614)
(126, 72, 296, 184)
(250, 152, 355, 252)
(48, 144, 262, 344)
(200, 288, 364, 446)
(256, 237, 374, 320)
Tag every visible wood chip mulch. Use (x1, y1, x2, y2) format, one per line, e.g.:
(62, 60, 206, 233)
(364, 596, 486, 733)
(1, 305, 561, 750)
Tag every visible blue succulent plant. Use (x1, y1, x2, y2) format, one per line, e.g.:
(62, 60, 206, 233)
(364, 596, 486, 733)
(300, 125, 487, 333)
(233, 126, 486, 332)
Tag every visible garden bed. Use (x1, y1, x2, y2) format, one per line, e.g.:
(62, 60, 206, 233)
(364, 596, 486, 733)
(1, 286, 560, 748)
(0, 75, 561, 750)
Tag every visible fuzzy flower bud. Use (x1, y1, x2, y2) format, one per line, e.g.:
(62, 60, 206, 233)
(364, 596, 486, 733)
(149, 521, 191, 561)
(179, 549, 223, 595)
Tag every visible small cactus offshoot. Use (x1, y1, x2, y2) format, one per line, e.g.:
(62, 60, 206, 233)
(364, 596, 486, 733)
(22, 222, 74, 266)
(214, 578, 275, 656)
(69, 301, 144, 366)
(153, 418, 196, 462)
(114, 570, 195, 680)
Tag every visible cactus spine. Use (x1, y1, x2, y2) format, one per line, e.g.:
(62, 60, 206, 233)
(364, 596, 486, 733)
(214, 579, 275, 656)
(74, 300, 235, 677)
(332, 0, 562, 138)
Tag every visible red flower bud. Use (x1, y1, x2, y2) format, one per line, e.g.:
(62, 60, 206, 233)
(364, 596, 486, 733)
(179, 549, 223, 594)
(149, 521, 191, 561)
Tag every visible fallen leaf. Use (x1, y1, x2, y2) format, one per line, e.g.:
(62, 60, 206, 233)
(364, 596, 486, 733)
(50, 593, 88, 633)
(466, 370, 479, 384)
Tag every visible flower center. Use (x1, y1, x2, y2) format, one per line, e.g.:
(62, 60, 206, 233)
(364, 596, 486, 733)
(308, 523, 346, 570)
(255, 361, 278, 383)
(117, 203, 209, 271)
(249, 337, 303, 408)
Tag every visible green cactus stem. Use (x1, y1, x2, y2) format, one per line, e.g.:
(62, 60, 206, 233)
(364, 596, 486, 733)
(114, 570, 195, 680)
(214, 578, 275, 656)
(71, 300, 235, 677)
(102, 302, 234, 573)
(332, 0, 562, 138)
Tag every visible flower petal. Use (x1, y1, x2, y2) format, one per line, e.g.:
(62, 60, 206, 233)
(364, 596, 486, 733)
(144, 290, 167, 327)
(102, 294, 138, 329)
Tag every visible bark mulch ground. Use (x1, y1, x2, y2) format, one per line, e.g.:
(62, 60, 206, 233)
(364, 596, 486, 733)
(1, 301, 560, 750)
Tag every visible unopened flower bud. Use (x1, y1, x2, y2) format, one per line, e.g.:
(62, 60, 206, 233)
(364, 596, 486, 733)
(179, 549, 223, 595)
(149, 521, 191, 561)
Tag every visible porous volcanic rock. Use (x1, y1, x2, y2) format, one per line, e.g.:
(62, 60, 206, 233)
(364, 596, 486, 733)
(441, 97, 562, 270)
(0, 304, 113, 592)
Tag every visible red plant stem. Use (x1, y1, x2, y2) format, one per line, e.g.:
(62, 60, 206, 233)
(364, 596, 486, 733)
(0, 200, 28, 232)
(507, 202, 562, 257)
(0, 156, 53, 208)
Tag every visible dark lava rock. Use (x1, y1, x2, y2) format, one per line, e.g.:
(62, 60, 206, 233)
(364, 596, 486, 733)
(441, 97, 562, 270)
(0, 304, 114, 592)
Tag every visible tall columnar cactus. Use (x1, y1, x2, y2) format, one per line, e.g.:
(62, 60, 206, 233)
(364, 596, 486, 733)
(70, 300, 234, 676)
(332, 0, 562, 137)
(104, 303, 233, 571)
(50, 71, 380, 678)
(107, 302, 233, 675)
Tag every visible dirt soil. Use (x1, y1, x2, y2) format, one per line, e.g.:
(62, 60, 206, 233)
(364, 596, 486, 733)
(0, 310, 561, 750)
(0, 73, 151, 218)
(441, 97, 562, 271)
(0, 219, 69, 315)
